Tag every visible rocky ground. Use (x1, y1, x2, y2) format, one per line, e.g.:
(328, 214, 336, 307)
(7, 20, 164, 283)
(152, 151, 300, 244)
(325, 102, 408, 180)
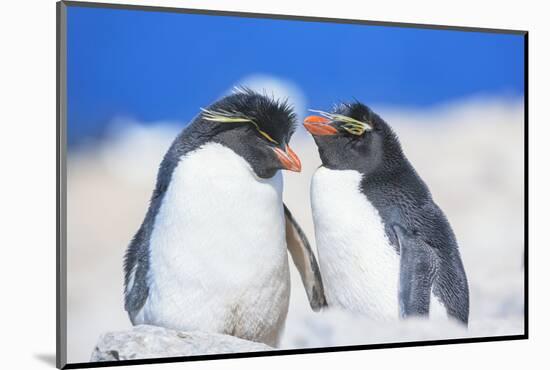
(91, 325, 272, 362)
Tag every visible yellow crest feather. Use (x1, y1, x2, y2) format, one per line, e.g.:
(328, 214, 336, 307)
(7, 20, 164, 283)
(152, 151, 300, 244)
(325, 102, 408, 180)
(200, 108, 279, 144)
(308, 109, 373, 136)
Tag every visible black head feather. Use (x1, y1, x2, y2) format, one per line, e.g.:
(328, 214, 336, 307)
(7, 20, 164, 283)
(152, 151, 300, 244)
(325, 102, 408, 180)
(204, 87, 297, 145)
(332, 100, 378, 131)
(308, 100, 404, 174)
(166, 88, 300, 178)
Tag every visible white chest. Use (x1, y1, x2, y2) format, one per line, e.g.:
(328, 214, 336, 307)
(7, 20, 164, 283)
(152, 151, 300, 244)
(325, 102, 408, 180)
(140, 143, 290, 344)
(311, 167, 400, 320)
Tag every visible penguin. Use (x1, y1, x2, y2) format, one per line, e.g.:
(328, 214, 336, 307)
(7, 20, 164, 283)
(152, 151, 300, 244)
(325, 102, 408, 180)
(124, 88, 326, 347)
(303, 101, 469, 324)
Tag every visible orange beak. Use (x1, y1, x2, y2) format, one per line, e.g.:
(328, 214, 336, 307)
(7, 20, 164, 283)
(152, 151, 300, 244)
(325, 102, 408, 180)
(304, 115, 339, 136)
(273, 145, 301, 172)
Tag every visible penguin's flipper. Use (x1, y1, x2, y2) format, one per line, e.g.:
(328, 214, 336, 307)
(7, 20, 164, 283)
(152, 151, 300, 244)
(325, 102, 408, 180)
(284, 204, 327, 311)
(392, 224, 438, 319)
(124, 224, 150, 324)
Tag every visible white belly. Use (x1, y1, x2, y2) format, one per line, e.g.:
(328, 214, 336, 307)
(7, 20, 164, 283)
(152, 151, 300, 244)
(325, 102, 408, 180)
(138, 143, 290, 345)
(311, 167, 400, 320)
(311, 167, 447, 321)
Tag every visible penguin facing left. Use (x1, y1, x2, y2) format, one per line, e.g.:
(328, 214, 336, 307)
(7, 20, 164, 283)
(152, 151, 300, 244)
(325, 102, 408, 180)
(124, 88, 326, 347)
(303, 101, 469, 324)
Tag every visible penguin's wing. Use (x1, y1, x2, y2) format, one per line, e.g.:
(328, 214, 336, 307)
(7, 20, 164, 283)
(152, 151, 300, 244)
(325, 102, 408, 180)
(392, 224, 438, 318)
(284, 204, 327, 311)
(124, 223, 151, 324)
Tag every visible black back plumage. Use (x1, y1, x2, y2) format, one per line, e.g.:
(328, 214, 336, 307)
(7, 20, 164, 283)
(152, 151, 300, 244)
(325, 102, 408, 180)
(362, 165, 470, 323)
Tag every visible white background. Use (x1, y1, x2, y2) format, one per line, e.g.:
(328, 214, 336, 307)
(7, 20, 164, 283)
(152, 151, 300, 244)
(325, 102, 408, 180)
(0, 0, 545, 369)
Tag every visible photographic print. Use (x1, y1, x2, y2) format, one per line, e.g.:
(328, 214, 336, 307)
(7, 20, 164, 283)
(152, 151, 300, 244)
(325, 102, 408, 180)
(57, 1, 527, 368)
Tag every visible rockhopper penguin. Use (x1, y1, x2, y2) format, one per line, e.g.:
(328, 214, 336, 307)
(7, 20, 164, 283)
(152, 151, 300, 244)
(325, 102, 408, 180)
(303, 101, 469, 324)
(124, 89, 326, 346)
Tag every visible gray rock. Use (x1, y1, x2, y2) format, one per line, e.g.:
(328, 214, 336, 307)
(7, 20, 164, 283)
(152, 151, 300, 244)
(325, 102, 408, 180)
(91, 325, 273, 362)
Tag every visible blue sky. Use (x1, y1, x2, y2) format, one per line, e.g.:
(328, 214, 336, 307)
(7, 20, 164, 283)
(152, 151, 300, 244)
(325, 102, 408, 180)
(67, 5, 525, 145)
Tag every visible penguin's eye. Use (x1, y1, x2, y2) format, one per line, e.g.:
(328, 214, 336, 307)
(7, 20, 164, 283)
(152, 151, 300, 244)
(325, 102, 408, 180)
(337, 122, 365, 137)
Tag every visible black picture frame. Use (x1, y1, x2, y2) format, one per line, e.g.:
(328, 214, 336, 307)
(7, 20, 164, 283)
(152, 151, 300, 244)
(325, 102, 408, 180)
(56, 1, 528, 368)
